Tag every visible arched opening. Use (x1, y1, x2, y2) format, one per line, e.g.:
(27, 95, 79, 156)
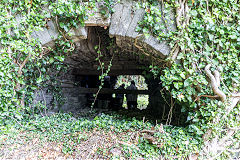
(36, 26, 187, 126)
(114, 75, 149, 110)
(59, 26, 153, 110)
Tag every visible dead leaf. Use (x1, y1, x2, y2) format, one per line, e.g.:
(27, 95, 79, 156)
(143, 135, 154, 143)
(140, 129, 155, 135)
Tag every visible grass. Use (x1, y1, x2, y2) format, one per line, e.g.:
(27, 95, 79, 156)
(0, 111, 201, 159)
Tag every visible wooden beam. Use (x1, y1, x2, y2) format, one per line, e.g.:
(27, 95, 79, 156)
(75, 87, 149, 95)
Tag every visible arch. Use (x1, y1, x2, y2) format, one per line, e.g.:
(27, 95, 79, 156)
(33, 1, 176, 114)
(31, 0, 176, 60)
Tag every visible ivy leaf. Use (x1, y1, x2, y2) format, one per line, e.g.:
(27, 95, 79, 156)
(59, 22, 65, 29)
(208, 33, 214, 41)
(49, 57, 54, 64)
(184, 79, 190, 87)
(230, 34, 237, 40)
(57, 8, 64, 14)
(36, 77, 42, 84)
(180, 72, 185, 79)
(219, 30, 224, 35)
(191, 10, 197, 17)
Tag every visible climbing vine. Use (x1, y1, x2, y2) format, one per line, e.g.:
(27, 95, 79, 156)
(138, 0, 240, 158)
(91, 39, 115, 108)
(0, 0, 96, 119)
(0, 0, 240, 159)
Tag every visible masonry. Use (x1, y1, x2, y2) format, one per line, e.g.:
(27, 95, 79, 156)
(32, 0, 176, 115)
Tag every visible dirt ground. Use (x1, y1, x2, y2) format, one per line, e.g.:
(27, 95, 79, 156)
(0, 128, 142, 160)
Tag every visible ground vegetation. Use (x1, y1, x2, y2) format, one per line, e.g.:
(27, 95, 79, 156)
(0, 0, 239, 159)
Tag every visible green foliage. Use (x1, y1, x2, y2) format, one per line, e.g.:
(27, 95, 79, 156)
(137, 95, 149, 109)
(0, 0, 48, 118)
(0, 0, 96, 118)
(0, 113, 201, 158)
(1, 0, 239, 158)
(137, 0, 240, 158)
(115, 75, 149, 109)
(116, 75, 148, 90)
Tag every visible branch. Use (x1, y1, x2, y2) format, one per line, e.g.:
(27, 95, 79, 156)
(226, 148, 240, 153)
(213, 70, 220, 87)
(170, 43, 180, 61)
(6, 8, 12, 59)
(205, 64, 226, 101)
(194, 94, 219, 102)
(17, 54, 31, 76)
(134, 35, 165, 62)
(227, 93, 240, 115)
(195, 94, 240, 102)
(91, 35, 104, 108)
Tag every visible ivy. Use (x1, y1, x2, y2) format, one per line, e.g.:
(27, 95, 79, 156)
(137, 0, 240, 158)
(0, 0, 97, 118)
(0, 0, 240, 158)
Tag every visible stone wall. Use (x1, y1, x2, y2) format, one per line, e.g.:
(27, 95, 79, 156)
(34, 71, 88, 113)
(32, 0, 176, 114)
(30, 0, 175, 59)
(145, 76, 170, 117)
(109, 0, 175, 59)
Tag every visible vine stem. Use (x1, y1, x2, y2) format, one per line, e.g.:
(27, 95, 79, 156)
(7, 115, 24, 128)
(205, 64, 226, 101)
(166, 91, 175, 125)
(134, 35, 165, 63)
(91, 34, 114, 110)
(55, 16, 67, 41)
(6, 7, 12, 59)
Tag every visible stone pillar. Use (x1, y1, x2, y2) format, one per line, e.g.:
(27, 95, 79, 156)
(145, 75, 170, 118)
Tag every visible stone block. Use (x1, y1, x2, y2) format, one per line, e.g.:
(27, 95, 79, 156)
(125, 8, 145, 39)
(30, 20, 59, 47)
(143, 35, 170, 57)
(115, 1, 133, 37)
(68, 26, 88, 42)
(46, 20, 59, 40)
(85, 11, 111, 27)
(109, 3, 124, 37)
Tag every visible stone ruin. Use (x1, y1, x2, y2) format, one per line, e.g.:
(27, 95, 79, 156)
(32, 0, 176, 116)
